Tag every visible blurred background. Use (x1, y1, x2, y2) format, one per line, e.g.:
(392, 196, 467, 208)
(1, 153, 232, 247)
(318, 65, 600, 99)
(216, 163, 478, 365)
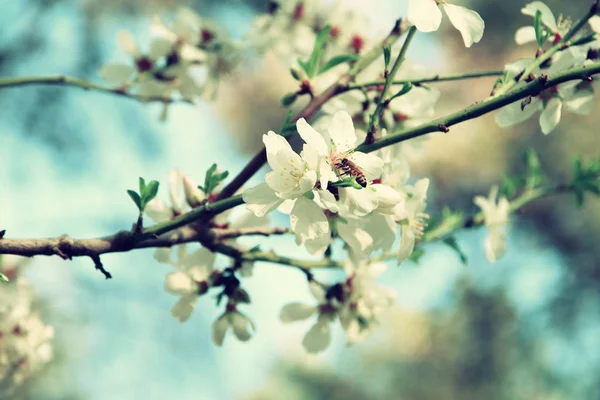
(1, 0, 599, 399)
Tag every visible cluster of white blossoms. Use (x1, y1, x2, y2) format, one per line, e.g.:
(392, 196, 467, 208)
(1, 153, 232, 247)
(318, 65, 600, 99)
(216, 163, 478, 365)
(243, 110, 429, 264)
(247, 0, 376, 61)
(407, 0, 485, 48)
(495, 2, 600, 134)
(100, 7, 241, 102)
(0, 256, 54, 395)
(146, 170, 268, 345)
(281, 260, 395, 353)
(474, 186, 510, 263)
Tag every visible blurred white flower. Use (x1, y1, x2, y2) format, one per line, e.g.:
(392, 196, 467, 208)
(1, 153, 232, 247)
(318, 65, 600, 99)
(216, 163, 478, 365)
(407, 0, 484, 47)
(495, 49, 590, 134)
(164, 246, 217, 322)
(394, 178, 430, 264)
(212, 308, 255, 346)
(474, 185, 510, 263)
(514, 1, 565, 45)
(0, 278, 53, 393)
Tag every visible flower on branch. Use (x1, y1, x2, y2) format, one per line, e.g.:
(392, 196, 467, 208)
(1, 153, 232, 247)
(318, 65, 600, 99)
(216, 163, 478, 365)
(407, 0, 485, 48)
(495, 50, 593, 134)
(474, 185, 510, 263)
(212, 306, 255, 346)
(163, 246, 217, 322)
(280, 260, 395, 353)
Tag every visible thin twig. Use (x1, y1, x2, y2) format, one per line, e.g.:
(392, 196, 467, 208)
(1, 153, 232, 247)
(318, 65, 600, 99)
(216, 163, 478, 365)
(0, 75, 193, 104)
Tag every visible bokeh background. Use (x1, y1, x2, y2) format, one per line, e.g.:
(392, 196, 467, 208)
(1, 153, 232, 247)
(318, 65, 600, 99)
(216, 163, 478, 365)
(1, 0, 599, 399)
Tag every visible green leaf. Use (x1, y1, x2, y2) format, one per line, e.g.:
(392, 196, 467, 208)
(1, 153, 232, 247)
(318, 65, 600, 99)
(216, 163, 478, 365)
(297, 58, 311, 76)
(389, 82, 413, 101)
(0, 272, 9, 282)
(248, 245, 261, 253)
(317, 54, 360, 74)
(534, 10, 545, 48)
(142, 180, 160, 206)
(500, 175, 518, 199)
(127, 190, 142, 211)
(408, 248, 425, 264)
(305, 25, 331, 77)
(524, 148, 543, 189)
(330, 177, 363, 189)
(281, 92, 298, 107)
(442, 236, 468, 265)
(290, 67, 302, 81)
(200, 164, 229, 195)
(138, 177, 146, 194)
(383, 46, 391, 69)
(571, 33, 598, 47)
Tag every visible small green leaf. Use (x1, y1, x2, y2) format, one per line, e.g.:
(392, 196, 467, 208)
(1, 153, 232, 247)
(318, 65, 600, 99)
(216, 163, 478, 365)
(305, 25, 331, 77)
(389, 82, 413, 101)
(290, 67, 303, 81)
(330, 177, 363, 189)
(500, 175, 518, 199)
(297, 59, 310, 75)
(0, 272, 9, 282)
(139, 177, 147, 193)
(201, 164, 229, 195)
(442, 236, 468, 265)
(571, 33, 598, 47)
(248, 245, 261, 253)
(383, 46, 391, 69)
(142, 180, 160, 206)
(281, 92, 298, 107)
(524, 148, 543, 189)
(408, 248, 425, 264)
(127, 190, 142, 211)
(317, 54, 360, 74)
(534, 10, 545, 48)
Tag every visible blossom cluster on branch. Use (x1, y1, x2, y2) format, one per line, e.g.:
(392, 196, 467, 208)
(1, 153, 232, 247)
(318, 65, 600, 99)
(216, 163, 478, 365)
(1, 1, 600, 388)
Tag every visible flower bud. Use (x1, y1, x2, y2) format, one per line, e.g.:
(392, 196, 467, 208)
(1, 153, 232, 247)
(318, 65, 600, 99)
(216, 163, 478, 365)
(281, 92, 298, 106)
(182, 175, 206, 207)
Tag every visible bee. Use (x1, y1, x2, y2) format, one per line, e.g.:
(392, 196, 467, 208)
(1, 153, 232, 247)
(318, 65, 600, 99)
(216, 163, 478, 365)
(334, 156, 368, 188)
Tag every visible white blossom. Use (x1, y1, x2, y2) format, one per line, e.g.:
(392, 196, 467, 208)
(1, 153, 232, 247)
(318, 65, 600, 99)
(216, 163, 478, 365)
(407, 0, 485, 48)
(212, 308, 255, 346)
(495, 49, 590, 134)
(514, 1, 564, 45)
(164, 246, 217, 322)
(474, 186, 510, 263)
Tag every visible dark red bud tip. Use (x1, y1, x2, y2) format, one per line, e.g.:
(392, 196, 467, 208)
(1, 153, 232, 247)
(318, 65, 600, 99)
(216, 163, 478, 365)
(136, 57, 153, 72)
(226, 303, 237, 312)
(437, 124, 450, 133)
(293, 3, 304, 20)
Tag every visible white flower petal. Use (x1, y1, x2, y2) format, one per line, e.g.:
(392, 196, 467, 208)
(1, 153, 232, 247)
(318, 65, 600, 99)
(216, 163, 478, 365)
(521, 1, 558, 32)
(589, 16, 600, 33)
(171, 294, 196, 322)
(407, 0, 442, 32)
(266, 170, 300, 194)
(397, 227, 416, 264)
(145, 198, 173, 222)
(301, 144, 319, 171)
(339, 188, 376, 217)
(231, 312, 253, 342)
(280, 303, 317, 322)
(153, 248, 171, 264)
(212, 314, 229, 346)
(243, 183, 284, 217)
(164, 271, 196, 296)
(564, 88, 594, 115)
(149, 38, 173, 60)
(118, 30, 140, 57)
(309, 281, 327, 302)
(302, 319, 331, 353)
(485, 227, 507, 263)
(338, 223, 373, 255)
(263, 131, 292, 171)
(328, 111, 357, 153)
(539, 97, 562, 134)
(349, 152, 383, 181)
(168, 169, 182, 211)
(99, 63, 135, 84)
(495, 97, 541, 128)
(515, 26, 537, 45)
(290, 197, 330, 255)
(296, 118, 329, 156)
(443, 4, 485, 48)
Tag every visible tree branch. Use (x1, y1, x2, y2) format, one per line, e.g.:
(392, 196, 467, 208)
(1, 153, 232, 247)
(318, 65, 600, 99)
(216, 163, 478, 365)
(0, 75, 193, 105)
(357, 62, 600, 153)
(343, 69, 505, 93)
